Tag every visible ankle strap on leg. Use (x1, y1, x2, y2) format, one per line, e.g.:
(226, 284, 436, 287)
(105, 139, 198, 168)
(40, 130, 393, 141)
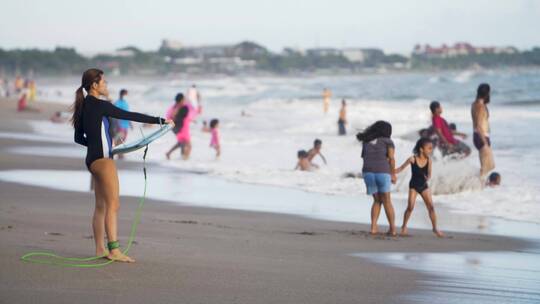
(107, 241, 120, 251)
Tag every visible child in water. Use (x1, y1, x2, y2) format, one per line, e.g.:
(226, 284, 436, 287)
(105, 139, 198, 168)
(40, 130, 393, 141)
(486, 172, 501, 187)
(209, 119, 220, 158)
(307, 139, 327, 168)
(295, 150, 313, 171)
(395, 138, 444, 237)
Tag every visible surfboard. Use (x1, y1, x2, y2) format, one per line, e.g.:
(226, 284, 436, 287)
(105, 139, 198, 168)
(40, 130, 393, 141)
(112, 124, 173, 155)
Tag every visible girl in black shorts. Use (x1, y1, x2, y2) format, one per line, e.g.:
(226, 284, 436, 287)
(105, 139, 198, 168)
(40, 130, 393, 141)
(396, 138, 444, 237)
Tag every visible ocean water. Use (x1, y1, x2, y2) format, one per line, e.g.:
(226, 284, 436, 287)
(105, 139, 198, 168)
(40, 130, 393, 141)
(33, 69, 540, 224)
(354, 248, 540, 304)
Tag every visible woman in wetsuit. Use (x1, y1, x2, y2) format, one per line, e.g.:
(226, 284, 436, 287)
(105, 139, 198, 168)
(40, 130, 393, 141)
(72, 69, 173, 262)
(395, 138, 444, 238)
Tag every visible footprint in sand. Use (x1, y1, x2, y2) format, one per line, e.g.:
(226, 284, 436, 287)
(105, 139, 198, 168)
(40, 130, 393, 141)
(45, 232, 64, 236)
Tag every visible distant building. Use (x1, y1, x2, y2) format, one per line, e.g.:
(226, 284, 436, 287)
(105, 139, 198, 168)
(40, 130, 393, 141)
(161, 39, 183, 51)
(414, 42, 519, 58)
(342, 48, 366, 62)
(306, 48, 343, 57)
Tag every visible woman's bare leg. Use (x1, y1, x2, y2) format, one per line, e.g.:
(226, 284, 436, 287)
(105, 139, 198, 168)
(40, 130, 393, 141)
(90, 159, 135, 262)
(420, 189, 444, 237)
(165, 143, 181, 160)
(91, 176, 107, 257)
(182, 142, 192, 160)
(400, 189, 417, 236)
(370, 194, 382, 234)
(380, 192, 396, 236)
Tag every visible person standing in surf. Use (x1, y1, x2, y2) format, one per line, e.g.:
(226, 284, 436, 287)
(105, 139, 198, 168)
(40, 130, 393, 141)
(187, 84, 201, 107)
(357, 121, 397, 236)
(395, 138, 444, 237)
(322, 88, 332, 114)
(338, 99, 347, 135)
(72, 68, 173, 262)
(471, 83, 495, 178)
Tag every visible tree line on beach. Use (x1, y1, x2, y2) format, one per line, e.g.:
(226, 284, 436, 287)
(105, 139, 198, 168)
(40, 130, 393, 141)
(1, 43, 540, 76)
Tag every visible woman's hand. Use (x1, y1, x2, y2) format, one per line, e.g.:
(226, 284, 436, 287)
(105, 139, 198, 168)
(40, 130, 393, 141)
(165, 119, 175, 127)
(391, 173, 397, 184)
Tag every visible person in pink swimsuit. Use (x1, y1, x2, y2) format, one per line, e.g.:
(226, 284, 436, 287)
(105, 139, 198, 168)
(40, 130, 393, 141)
(165, 94, 202, 160)
(209, 119, 220, 158)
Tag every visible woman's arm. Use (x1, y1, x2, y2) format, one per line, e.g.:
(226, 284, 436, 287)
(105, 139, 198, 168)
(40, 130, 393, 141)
(387, 146, 397, 183)
(427, 158, 432, 180)
(395, 157, 412, 174)
(74, 123, 87, 146)
(101, 101, 164, 124)
(318, 152, 327, 165)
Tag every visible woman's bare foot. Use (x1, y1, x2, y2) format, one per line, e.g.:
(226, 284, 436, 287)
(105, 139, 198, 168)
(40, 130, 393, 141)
(370, 226, 378, 235)
(107, 249, 135, 263)
(400, 227, 409, 236)
(96, 249, 109, 258)
(386, 230, 397, 237)
(433, 229, 445, 238)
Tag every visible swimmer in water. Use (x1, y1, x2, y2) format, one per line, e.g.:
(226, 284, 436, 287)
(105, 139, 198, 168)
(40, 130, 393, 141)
(395, 138, 444, 238)
(295, 150, 313, 171)
(307, 139, 327, 168)
(486, 172, 501, 187)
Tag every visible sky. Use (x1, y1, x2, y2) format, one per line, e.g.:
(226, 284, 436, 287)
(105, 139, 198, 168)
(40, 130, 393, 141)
(1, 0, 539, 55)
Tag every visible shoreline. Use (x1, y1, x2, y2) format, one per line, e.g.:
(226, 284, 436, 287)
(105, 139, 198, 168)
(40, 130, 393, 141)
(1, 98, 538, 303)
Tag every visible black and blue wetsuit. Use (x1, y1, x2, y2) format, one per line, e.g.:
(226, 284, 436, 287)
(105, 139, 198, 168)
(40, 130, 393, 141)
(74, 95, 164, 169)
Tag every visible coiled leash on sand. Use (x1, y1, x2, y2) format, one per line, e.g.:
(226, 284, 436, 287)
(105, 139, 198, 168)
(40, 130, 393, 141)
(21, 124, 172, 267)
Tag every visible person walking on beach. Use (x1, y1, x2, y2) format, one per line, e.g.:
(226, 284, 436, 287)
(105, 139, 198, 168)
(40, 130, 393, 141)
(395, 138, 444, 237)
(307, 139, 327, 168)
(471, 83, 495, 178)
(430, 101, 470, 158)
(166, 93, 201, 160)
(165, 93, 187, 159)
(338, 99, 347, 135)
(322, 88, 332, 114)
(356, 121, 397, 236)
(72, 68, 173, 262)
(113, 89, 132, 159)
(209, 119, 221, 158)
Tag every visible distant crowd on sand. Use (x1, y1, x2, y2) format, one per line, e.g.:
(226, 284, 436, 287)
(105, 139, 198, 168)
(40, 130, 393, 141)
(296, 84, 499, 237)
(0, 75, 40, 112)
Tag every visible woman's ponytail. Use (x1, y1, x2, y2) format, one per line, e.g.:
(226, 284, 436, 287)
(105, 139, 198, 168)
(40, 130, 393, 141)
(70, 68, 104, 128)
(71, 86, 85, 127)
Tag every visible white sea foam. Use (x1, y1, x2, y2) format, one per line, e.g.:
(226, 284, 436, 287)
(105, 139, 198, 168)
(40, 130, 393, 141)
(29, 71, 540, 224)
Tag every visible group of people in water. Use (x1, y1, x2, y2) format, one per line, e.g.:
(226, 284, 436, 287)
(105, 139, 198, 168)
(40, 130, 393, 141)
(68, 67, 499, 262)
(300, 83, 498, 238)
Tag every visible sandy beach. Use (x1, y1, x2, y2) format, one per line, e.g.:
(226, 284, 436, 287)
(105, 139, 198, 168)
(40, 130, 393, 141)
(0, 98, 535, 304)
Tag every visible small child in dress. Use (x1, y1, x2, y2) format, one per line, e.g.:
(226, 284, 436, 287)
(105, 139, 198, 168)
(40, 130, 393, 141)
(209, 119, 220, 158)
(395, 137, 444, 238)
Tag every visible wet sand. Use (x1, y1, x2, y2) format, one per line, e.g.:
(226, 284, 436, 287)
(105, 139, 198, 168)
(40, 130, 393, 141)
(0, 98, 532, 304)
